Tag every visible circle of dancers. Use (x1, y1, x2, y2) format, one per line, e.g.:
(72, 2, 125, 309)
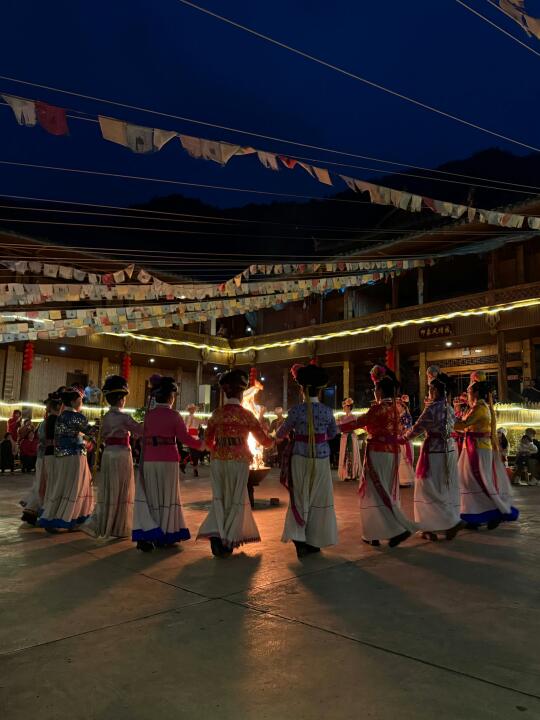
(18, 362, 519, 558)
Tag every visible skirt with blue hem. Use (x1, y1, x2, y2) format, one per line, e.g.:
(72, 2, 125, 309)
(461, 506, 519, 525)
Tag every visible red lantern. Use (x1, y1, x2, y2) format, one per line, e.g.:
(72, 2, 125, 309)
(249, 367, 257, 386)
(22, 341, 34, 372)
(121, 352, 132, 380)
(385, 347, 395, 372)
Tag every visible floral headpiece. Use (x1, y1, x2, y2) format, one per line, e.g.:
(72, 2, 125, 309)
(370, 365, 387, 384)
(342, 398, 354, 407)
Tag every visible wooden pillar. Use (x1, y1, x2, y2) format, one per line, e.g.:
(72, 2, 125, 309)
(210, 318, 217, 336)
(419, 351, 427, 405)
(97, 356, 109, 389)
(488, 251, 497, 290)
(417, 267, 424, 305)
(282, 367, 289, 411)
(497, 331, 508, 401)
(393, 346, 401, 381)
(195, 361, 203, 391)
(522, 338, 534, 392)
(343, 360, 351, 399)
(20, 371, 30, 402)
(391, 276, 399, 309)
(516, 244, 525, 284)
(175, 366, 183, 410)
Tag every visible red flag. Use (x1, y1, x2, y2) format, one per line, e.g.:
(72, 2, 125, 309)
(35, 101, 69, 136)
(279, 156, 297, 169)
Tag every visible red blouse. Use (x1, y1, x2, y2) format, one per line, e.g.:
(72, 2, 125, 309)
(341, 399, 401, 453)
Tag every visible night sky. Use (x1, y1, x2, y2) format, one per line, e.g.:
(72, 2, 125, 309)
(1, 0, 539, 220)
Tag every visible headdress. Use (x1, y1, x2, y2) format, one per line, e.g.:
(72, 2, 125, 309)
(290, 363, 304, 381)
(400, 394, 410, 404)
(60, 385, 85, 406)
(468, 370, 487, 390)
(342, 398, 354, 408)
(427, 365, 440, 377)
(218, 369, 249, 391)
(294, 364, 328, 391)
(186, 403, 197, 412)
(102, 375, 129, 401)
(370, 365, 387, 384)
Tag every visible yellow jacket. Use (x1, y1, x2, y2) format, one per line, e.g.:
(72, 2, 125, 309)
(454, 400, 494, 450)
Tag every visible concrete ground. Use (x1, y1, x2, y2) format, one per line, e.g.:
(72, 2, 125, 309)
(0, 467, 539, 720)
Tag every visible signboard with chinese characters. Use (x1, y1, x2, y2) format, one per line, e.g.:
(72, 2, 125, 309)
(419, 323, 453, 340)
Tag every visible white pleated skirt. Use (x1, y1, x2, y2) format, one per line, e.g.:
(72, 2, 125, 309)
(20, 456, 45, 514)
(360, 450, 417, 541)
(399, 442, 416, 487)
(414, 451, 461, 531)
(282, 455, 338, 548)
(132, 461, 190, 545)
(338, 432, 362, 480)
(197, 459, 260, 548)
(38, 454, 94, 530)
(459, 447, 519, 525)
(82, 447, 135, 539)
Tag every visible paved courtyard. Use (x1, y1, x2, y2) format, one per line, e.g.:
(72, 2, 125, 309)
(1, 468, 539, 719)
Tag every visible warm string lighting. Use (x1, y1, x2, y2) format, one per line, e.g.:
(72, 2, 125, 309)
(106, 296, 540, 355)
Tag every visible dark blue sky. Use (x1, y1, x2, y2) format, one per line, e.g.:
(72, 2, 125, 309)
(1, 0, 540, 211)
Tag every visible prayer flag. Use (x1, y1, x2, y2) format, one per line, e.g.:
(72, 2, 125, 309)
(35, 101, 68, 136)
(2, 94, 36, 126)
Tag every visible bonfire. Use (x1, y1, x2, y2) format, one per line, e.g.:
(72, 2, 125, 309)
(241, 380, 267, 470)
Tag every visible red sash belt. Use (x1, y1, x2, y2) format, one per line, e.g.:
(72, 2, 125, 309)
(367, 435, 400, 453)
(105, 437, 130, 447)
(188, 428, 199, 437)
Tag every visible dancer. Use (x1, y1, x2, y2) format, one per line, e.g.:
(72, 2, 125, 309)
(197, 369, 272, 557)
(181, 404, 203, 477)
(7, 409, 22, 439)
(277, 364, 338, 558)
(20, 391, 62, 525)
(132, 375, 203, 552)
(397, 394, 415, 488)
(82, 376, 142, 540)
(341, 367, 417, 548)
(38, 386, 94, 532)
(337, 398, 361, 482)
(454, 371, 519, 529)
(403, 375, 462, 541)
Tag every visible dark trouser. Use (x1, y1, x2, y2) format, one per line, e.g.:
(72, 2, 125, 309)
(21, 455, 36, 473)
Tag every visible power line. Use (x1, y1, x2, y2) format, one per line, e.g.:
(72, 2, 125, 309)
(4, 102, 538, 198)
(174, 0, 540, 153)
(1, 76, 539, 189)
(0, 217, 534, 243)
(455, 0, 540, 57)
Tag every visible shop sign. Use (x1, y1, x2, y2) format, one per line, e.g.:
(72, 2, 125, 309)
(419, 323, 453, 340)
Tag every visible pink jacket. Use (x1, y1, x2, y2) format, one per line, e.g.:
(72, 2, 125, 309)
(143, 405, 203, 462)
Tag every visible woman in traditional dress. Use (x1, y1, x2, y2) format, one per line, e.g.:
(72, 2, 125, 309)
(403, 375, 462, 541)
(197, 369, 272, 557)
(454, 371, 519, 529)
(277, 364, 338, 558)
(132, 375, 204, 552)
(38, 386, 94, 533)
(341, 369, 417, 548)
(82, 376, 143, 540)
(397, 394, 415, 488)
(338, 398, 362, 482)
(20, 391, 62, 525)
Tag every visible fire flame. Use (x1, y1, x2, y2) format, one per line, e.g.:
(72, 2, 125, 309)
(242, 382, 266, 470)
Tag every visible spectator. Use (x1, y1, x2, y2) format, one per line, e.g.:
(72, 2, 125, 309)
(0, 433, 15, 474)
(7, 410, 21, 438)
(84, 380, 101, 405)
(17, 418, 35, 443)
(522, 379, 540, 403)
(515, 432, 538, 485)
(19, 431, 38, 473)
(497, 427, 509, 466)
